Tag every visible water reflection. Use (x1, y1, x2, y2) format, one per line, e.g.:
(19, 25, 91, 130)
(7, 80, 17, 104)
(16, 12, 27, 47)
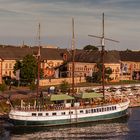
(1, 117, 130, 140)
(0, 121, 10, 140)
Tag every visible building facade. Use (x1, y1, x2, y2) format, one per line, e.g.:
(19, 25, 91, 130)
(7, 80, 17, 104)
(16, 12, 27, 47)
(0, 46, 139, 85)
(120, 51, 140, 80)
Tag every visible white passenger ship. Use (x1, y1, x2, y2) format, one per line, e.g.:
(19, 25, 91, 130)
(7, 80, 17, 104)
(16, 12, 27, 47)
(9, 93, 130, 126)
(8, 14, 130, 126)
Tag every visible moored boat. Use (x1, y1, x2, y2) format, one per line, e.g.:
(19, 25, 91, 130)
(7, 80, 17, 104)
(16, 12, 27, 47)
(8, 13, 130, 127)
(9, 93, 130, 126)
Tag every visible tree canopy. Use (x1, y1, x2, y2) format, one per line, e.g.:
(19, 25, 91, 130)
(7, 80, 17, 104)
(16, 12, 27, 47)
(21, 54, 38, 83)
(14, 54, 43, 84)
(83, 45, 99, 51)
(86, 63, 112, 83)
(125, 49, 132, 52)
(13, 60, 22, 75)
(59, 80, 70, 93)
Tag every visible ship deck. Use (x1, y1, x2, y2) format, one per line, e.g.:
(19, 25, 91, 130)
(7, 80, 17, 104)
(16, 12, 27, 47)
(12, 97, 128, 112)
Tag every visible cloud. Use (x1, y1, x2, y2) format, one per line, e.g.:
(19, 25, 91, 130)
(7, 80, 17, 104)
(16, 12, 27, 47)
(0, 0, 139, 50)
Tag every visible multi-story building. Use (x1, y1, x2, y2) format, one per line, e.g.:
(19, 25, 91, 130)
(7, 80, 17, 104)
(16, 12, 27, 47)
(65, 50, 121, 82)
(0, 46, 139, 84)
(0, 46, 64, 83)
(119, 51, 140, 80)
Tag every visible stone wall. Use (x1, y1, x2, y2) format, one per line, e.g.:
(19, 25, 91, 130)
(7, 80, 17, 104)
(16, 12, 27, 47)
(39, 77, 86, 86)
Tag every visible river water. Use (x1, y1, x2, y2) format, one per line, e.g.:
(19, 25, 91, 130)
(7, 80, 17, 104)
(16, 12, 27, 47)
(0, 108, 140, 140)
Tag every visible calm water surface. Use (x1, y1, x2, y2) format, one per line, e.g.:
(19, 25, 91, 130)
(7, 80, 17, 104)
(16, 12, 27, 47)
(0, 108, 140, 140)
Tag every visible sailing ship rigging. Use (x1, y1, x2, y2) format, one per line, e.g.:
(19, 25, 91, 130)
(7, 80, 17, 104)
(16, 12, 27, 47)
(71, 17, 75, 94)
(8, 14, 130, 127)
(89, 13, 119, 100)
(37, 23, 41, 99)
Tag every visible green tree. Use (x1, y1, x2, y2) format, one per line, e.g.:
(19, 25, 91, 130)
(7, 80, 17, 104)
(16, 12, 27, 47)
(92, 63, 102, 83)
(59, 80, 70, 93)
(20, 54, 38, 83)
(83, 45, 99, 51)
(13, 60, 22, 75)
(87, 63, 112, 83)
(13, 54, 44, 84)
(0, 82, 7, 91)
(29, 81, 36, 91)
(105, 67, 113, 82)
(125, 49, 132, 52)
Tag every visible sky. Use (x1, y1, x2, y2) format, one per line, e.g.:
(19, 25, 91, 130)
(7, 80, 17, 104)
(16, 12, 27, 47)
(0, 0, 140, 51)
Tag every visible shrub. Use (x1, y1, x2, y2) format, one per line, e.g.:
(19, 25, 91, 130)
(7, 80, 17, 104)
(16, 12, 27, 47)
(59, 80, 70, 93)
(29, 81, 36, 91)
(0, 82, 7, 92)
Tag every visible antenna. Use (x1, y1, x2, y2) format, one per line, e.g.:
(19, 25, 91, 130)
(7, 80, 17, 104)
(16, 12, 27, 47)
(88, 13, 119, 100)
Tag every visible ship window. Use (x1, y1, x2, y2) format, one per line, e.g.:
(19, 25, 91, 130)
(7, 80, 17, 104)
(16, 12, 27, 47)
(69, 111, 73, 114)
(32, 113, 36, 116)
(107, 107, 110, 111)
(86, 110, 90, 114)
(94, 109, 96, 112)
(91, 109, 94, 113)
(102, 108, 104, 112)
(104, 108, 107, 111)
(99, 108, 102, 112)
(110, 107, 112, 110)
(61, 112, 65, 115)
(46, 113, 49, 116)
(38, 113, 42, 116)
(52, 112, 57, 116)
(113, 106, 115, 110)
(80, 110, 84, 113)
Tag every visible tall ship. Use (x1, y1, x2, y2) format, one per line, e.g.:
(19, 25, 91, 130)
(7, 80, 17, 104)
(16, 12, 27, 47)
(8, 14, 130, 126)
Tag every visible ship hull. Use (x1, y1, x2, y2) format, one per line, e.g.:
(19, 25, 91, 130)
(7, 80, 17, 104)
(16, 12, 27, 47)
(9, 100, 129, 127)
(9, 109, 128, 126)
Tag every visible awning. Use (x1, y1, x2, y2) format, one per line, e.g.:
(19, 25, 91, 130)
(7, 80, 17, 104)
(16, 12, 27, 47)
(76, 92, 103, 99)
(50, 94, 74, 101)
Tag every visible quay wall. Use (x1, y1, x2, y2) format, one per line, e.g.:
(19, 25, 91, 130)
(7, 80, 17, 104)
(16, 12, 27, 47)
(78, 84, 140, 91)
(39, 77, 86, 86)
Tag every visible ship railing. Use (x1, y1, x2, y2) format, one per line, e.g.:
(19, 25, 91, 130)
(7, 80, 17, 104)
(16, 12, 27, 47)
(13, 98, 128, 112)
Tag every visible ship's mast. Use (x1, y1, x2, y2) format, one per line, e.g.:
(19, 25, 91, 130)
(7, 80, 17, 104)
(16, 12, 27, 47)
(37, 23, 41, 98)
(101, 13, 105, 100)
(89, 13, 119, 100)
(71, 18, 75, 94)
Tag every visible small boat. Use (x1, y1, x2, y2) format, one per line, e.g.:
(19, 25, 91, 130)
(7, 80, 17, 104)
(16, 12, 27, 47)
(107, 87, 117, 92)
(8, 13, 130, 127)
(131, 86, 139, 91)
